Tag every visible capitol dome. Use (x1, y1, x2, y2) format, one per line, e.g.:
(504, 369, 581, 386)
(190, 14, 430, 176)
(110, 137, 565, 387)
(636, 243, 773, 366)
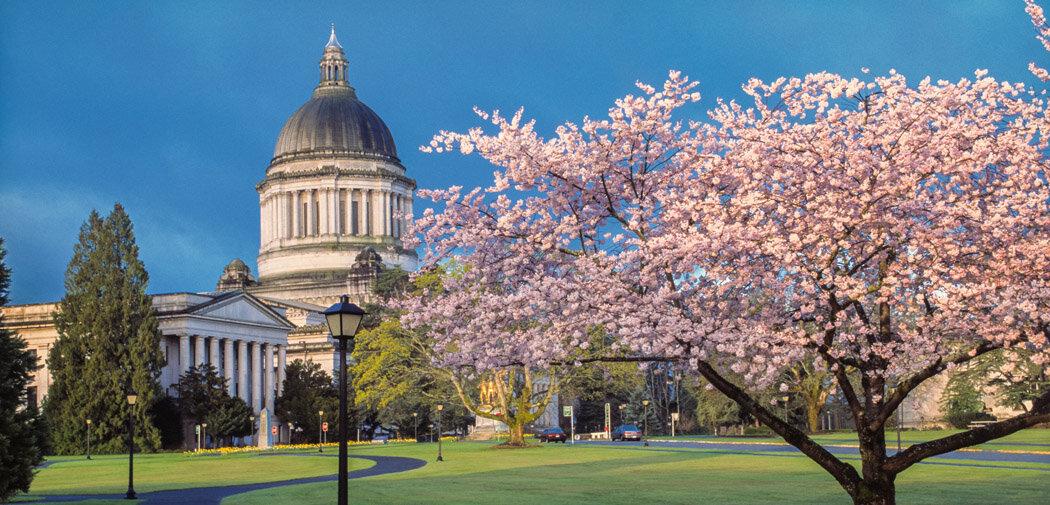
(269, 27, 399, 167)
(253, 25, 417, 306)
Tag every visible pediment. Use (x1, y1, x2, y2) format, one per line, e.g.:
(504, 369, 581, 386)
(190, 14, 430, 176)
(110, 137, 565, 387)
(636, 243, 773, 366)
(191, 294, 292, 328)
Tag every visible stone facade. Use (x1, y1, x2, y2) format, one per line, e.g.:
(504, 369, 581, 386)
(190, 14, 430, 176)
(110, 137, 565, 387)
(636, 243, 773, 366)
(1, 292, 295, 448)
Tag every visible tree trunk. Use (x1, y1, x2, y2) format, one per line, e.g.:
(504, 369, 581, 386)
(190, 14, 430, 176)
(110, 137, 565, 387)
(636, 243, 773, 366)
(505, 421, 527, 446)
(852, 480, 896, 505)
(806, 403, 821, 433)
(853, 427, 896, 505)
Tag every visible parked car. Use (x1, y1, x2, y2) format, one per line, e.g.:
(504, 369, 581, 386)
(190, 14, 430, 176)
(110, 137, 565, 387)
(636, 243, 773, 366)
(538, 427, 568, 443)
(611, 424, 642, 441)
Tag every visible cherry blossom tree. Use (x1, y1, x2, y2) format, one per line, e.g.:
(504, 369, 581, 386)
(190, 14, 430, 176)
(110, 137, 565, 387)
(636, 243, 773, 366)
(404, 37, 1050, 505)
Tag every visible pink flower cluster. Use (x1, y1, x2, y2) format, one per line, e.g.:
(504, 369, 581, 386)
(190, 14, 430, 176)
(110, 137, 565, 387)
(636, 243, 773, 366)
(403, 66, 1050, 391)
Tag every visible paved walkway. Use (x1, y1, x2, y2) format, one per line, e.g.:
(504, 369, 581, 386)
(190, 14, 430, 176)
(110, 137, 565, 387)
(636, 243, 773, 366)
(581, 440, 1050, 469)
(28, 454, 426, 504)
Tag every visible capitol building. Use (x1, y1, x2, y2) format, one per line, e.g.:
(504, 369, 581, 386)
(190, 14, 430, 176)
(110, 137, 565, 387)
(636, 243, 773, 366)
(2, 27, 418, 447)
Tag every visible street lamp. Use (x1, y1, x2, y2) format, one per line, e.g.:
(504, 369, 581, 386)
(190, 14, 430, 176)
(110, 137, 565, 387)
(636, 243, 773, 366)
(618, 404, 626, 426)
(323, 294, 366, 505)
(202, 423, 208, 450)
(435, 404, 444, 461)
(412, 412, 418, 442)
(318, 410, 325, 453)
(125, 391, 138, 500)
(249, 415, 256, 447)
(86, 419, 92, 460)
(642, 400, 650, 447)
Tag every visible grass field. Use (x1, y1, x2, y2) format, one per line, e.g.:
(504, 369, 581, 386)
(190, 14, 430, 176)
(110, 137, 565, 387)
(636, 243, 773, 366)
(224, 440, 1049, 504)
(17, 451, 374, 501)
(650, 428, 1050, 453)
(20, 430, 1050, 504)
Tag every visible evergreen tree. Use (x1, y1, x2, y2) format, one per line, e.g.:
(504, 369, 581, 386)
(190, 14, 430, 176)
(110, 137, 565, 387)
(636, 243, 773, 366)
(941, 370, 993, 429)
(275, 360, 339, 443)
(205, 396, 252, 446)
(44, 205, 164, 454)
(0, 238, 46, 500)
(174, 365, 228, 425)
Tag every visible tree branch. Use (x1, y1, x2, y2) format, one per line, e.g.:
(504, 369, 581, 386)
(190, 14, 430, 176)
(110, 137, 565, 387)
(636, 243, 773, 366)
(885, 388, 1050, 475)
(695, 359, 862, 495)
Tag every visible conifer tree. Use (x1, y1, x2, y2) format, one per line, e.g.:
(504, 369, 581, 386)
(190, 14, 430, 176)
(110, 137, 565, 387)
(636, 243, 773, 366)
(0, 237, 46, 500)
(44, 204, 164, 454)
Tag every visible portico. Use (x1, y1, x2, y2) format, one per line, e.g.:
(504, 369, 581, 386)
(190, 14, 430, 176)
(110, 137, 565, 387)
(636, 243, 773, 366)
(155, 291, 293, 447)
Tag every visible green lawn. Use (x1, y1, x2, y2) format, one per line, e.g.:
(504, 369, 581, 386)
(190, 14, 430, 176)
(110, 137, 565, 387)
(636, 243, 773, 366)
(18, 451, 374, 500)
(221, 441, 1050, 505)
(651, 428, 1050, 453)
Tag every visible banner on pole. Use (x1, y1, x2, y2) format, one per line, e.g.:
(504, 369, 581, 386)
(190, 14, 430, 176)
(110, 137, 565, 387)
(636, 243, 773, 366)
(604, 403, 611, 432)
(563, 405, 573, 417)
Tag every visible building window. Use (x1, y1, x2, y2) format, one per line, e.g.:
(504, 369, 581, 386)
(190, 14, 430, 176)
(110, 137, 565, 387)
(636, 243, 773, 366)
(339, 197, 347, 235)
(313, 200, 320, 235)
(351, 201, 359, 235)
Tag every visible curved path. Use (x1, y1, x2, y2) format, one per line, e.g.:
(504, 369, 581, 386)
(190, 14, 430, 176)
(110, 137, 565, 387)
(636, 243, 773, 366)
(581, 440, 1050, 469)
(28, 454, 426, 504)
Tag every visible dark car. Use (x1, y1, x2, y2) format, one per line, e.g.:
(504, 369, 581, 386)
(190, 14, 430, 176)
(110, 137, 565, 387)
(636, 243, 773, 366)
(538, 427, 568, 443)
(611, 424, 642, 441)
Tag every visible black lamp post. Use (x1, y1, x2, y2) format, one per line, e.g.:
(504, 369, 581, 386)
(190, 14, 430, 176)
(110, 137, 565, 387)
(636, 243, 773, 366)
(86, 419, 92, 460)
(412, 412, 418, 442)
(435, 404, 444, 461)
(126, 392, 138, 500)
(249, 415, 255, 447)
(618, 404, 626, 426)
(642, 400, 650, 447)
(323, 294, 366, 505)
(319, 410, 325, 453)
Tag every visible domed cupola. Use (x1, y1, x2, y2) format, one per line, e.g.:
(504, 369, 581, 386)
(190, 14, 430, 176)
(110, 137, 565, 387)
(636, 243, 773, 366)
(254, 26, 417, 307)
(270, 25, 399, 168)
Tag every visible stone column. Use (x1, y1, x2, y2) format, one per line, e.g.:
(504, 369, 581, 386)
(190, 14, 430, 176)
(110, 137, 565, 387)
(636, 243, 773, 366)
(319, 189, 330, 236)
(334, 189, 342, 235)
(259, 196, 267, 246)
(292, 191, 301, 238)
(357, 189, 366, 236)
(224, 338, 235, 396)
(251, 341, 262, 413)
(179, 335, 191, 375)
(394, 194, 401, 237)
(306, 191, 315, 236)
(277, 345, 287, 396)
(209, 337, 221, 372)
(372, 189, 381, 236)
(280, 192, 289, 239)
(382, 190, 389, 236)
(194, 335, 206, 367)
(264, 344, 275, 411)
(237, 340, 249, 402)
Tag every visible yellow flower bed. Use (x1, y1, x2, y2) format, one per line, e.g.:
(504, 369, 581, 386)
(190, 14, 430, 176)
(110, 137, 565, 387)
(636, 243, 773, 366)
(183, 438, 438, 456)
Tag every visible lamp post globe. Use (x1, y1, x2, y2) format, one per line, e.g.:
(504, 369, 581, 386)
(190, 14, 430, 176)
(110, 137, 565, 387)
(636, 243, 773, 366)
(323, 294, 366, 505)
(125, 392, 138, 500)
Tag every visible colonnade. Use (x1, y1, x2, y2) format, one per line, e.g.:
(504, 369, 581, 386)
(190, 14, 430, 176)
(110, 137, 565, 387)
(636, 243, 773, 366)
(177, 335, 286, 415)
(260, 187, 412, 245)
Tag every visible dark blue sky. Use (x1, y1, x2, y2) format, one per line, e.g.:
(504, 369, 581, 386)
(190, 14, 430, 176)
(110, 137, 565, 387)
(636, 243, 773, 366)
(0, 1, 1043, 303)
